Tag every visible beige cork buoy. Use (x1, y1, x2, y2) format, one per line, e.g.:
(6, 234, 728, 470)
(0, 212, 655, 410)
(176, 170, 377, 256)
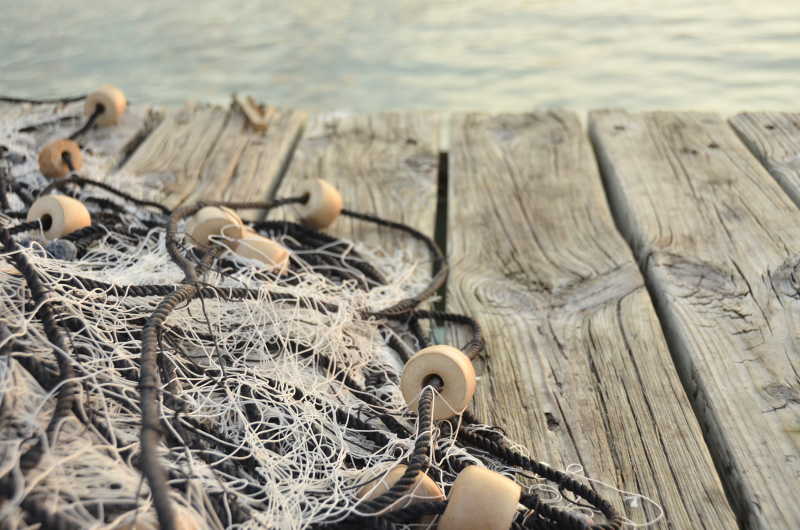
(400, 345, 476, 421)
(85, 84, 127, 126)
(27, 194, 91, 240)
(357, 464, 444, 513)
(188, 206, 244, 247)
(38, 139, 83, 179)
(233, 232, 290, 274)
(296, 178, 343, 229)
(438, 466, 521, 530)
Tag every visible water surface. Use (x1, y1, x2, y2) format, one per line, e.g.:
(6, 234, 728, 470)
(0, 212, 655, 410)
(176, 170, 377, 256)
(2, 0, 798, 112)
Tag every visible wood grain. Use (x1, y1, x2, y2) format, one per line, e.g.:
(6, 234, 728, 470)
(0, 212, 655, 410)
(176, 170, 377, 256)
(120, 98, 304, 208)
(730, 112, 800, 207)
(214, 105, 306, 221)
(119, 102, 228, 206)
(590, 110, 800, 529)
(279, 111, 440, 253)
(447, 111, 736, 529)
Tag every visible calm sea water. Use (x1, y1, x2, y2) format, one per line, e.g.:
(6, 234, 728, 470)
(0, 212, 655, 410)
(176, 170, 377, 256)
(2, 0, 798, 112)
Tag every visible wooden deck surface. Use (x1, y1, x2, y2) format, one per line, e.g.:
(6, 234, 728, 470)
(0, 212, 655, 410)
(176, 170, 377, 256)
(4, 98, 800, 529)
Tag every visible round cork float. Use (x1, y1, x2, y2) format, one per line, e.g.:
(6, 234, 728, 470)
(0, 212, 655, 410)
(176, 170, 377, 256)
(85, 85, 127, 126)
(400, 345, 476, 421)
(38, 139, 82, 179)
(296, 178, 343, 230)
(188, 206, 244, 247)
(27, 195, 91, 240)
(233, 232, 290, 274)
(438, 466, 521, 530)
(357, 464, 444, 512)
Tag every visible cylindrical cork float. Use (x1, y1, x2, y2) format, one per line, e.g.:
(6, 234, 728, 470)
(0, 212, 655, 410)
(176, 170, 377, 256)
(38, 139, 83, 179)
(400, 345, 476, 421)
(296, 178, 343, 230)
(438, 466, 521, 530)
(85, 85, 127, 126)
(233, 231, 291, 274)
(188, 206, 245, 247)
(27, 195, 91, 240)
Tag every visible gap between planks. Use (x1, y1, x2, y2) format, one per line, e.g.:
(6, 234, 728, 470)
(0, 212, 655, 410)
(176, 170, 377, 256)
(119, 98, 307, 215)
(446, 111, 736, 529)
(590, 110, 800, 530)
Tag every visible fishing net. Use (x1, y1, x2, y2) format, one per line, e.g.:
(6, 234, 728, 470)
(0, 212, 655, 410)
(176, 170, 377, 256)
(0, 94, 661, 530)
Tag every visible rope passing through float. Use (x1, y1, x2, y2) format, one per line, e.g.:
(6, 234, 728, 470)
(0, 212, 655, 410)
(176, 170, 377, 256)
(0, 88, 666, 530)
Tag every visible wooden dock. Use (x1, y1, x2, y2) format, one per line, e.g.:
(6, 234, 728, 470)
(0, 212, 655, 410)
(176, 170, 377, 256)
(3, 98, 800, 530)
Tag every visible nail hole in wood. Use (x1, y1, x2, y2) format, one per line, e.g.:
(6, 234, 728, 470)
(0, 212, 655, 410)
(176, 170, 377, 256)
(545, 412, 560, 431)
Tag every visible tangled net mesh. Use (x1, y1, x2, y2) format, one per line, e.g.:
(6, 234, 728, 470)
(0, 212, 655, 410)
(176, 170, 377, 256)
(0, 98, 663, 530)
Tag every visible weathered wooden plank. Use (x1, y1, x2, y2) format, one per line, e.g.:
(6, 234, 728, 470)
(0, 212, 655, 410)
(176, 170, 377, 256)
(279, 112, 440, 251)
(590, 110, 800, 529)
(120, 102, 230, 206)
(120, 100, 305, 210)
(447, 112, 736, 528)
(204, 106, 306, 221)
(730, 112, 800, 206)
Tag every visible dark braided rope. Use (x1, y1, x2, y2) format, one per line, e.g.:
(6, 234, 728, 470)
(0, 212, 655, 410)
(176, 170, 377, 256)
(341, 208, 447, 315)
(0, 229, 80, 443)
(0, 94, 86, 104)
(2, 210, 27, 219)
(14, 184, 35, 207)
(138, 283, 197, 530)
(3, 179, 624, 528)
(137, 227, 225, 530)
(6, 220, 40, 235)
(61, 224, 108, 243)
(199, 196, 307, 213)
(0, 333, 164, 528)
(457, 429, 623, 529)
(136, 237, 230, 530)
(139, 202, 279, 530)
(104, 190, 620, 522)
(415, 309, 484, 358)
(60, 274, 340, 315)
(40, 173, 171, 215)
(0, 230, 81, 488)
(372, 308, 484, 359)
(517, 493, 609, 530)
(407, 315, 429, 349)
(4, 143, 447, 526)
(255, 220, 387, 286)
(343, 384, 437, 520)
(3, 323, 258, 524)
(68, 103, 103, 141)
(19, 115, 83, 134)
(0, 161, 11, 211)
